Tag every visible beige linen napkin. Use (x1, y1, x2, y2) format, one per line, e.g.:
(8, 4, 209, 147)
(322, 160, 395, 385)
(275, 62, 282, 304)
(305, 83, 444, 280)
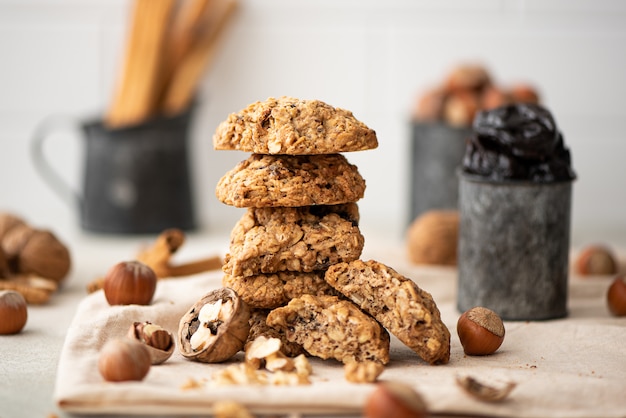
(54, 266, 626, 417)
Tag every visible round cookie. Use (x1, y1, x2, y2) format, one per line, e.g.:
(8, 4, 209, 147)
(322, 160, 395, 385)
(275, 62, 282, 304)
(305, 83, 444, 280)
(216, 154, 366, 208)
(223, 204, 364, 277)
(213, 96, 378, 155)
(223, 270, 341, 310)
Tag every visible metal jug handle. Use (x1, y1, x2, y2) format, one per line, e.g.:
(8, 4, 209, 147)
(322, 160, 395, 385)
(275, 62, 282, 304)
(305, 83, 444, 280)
(30, 115, 81, 209)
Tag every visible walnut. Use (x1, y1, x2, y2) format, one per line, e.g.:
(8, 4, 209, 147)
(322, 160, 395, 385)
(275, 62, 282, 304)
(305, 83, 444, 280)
(178, 288, 250, 363)
(0, 214, 71, 283)
(406, 210, 459, 266)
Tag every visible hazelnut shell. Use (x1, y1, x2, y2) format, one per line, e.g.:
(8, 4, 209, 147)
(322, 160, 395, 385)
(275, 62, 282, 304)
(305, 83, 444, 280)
(0, 290, 28, 334)
(0, 213, 26, 241)
(178, 287, 250, 363)
(127, 322, 175, 365)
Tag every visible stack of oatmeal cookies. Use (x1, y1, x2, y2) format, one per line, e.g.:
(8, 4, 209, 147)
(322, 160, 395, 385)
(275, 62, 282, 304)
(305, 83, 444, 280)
(214, 97, 450, 371)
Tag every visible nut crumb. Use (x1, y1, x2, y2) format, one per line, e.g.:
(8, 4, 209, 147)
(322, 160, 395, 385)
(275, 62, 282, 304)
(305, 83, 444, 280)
(180, 377, 205, 390)
(344, 361, 385, 383)
(214, 400, 254, 418)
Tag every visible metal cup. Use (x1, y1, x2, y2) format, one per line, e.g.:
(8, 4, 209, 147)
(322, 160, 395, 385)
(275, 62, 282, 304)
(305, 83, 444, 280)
(31, 108, 196, 234)
(457, 174, 574, 320)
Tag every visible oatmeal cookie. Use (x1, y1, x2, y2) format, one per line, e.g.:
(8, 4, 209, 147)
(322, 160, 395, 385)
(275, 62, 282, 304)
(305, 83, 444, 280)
(266, 295, 390, 365)
(223, 271, 341, 310)
(246, 309, 305, 358)
(325, 260, 451, 365)
(213, 96, 378, 155)
(223, 204, 364, 277)
(215, 154, 366, 208)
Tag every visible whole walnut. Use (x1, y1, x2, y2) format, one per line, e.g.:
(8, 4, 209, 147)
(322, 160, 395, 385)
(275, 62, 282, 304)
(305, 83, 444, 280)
(0, 246, 9, 278)
(407, 210, 459, 266)
(0, 213, 71, 283)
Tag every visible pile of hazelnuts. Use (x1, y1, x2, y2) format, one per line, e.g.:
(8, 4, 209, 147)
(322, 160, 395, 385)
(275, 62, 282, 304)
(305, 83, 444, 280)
(412, 63, 540, 127)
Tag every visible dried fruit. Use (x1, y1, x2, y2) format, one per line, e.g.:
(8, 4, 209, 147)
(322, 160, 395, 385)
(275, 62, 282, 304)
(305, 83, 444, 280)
(364, 381, 428, 418)
(102, 261, 157, 305)
(178, 287, 250, 363)
(575, 245, 618, 276)
(607, 275, 626, 316)
(98, 338, 151, 382)
(127, 321, 175, 364)
(0, 290, 28, 334)
(457, 307, 505, 356)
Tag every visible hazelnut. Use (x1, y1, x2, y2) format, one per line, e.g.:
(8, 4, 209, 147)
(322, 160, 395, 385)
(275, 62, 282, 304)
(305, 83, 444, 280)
(457, 307, 504, 356)
(575, 245, 618, 276)
(445, 64, 491, 91)
(443, 91, 479, 127)
(364, 381, 428, 418)
(607, 275, 626, 316)
(0, 290, 28, 334)
(103, 261, 157, 306)
(127, 321, 175, 364)
(178, 287, 251, 363)
(98, 338, 151, 382)
(480, 85, 511, 110)
(509, 83, 540, 104)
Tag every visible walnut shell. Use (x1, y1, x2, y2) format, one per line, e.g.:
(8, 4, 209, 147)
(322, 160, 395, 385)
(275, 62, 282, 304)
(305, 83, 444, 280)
(0, 213, 26, 241)
(178, 287, 250, 363)
(407, 210, 459, 266)
(0, 246, 9, 278)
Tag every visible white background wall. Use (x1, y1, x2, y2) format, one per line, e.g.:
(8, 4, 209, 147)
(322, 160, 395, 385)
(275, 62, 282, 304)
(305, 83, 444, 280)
(1, 0, 625, 245)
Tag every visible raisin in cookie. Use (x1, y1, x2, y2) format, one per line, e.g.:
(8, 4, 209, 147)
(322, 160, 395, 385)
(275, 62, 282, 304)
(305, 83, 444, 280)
(223, 204, 364, 277)
(213, 96, 378, 155)
(246, 309, 305, 358)
(325, 260, 451, 365)
(223, 271, 340, 310)
(216, 154, 365, 208)
(266, 295, 390, 365)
